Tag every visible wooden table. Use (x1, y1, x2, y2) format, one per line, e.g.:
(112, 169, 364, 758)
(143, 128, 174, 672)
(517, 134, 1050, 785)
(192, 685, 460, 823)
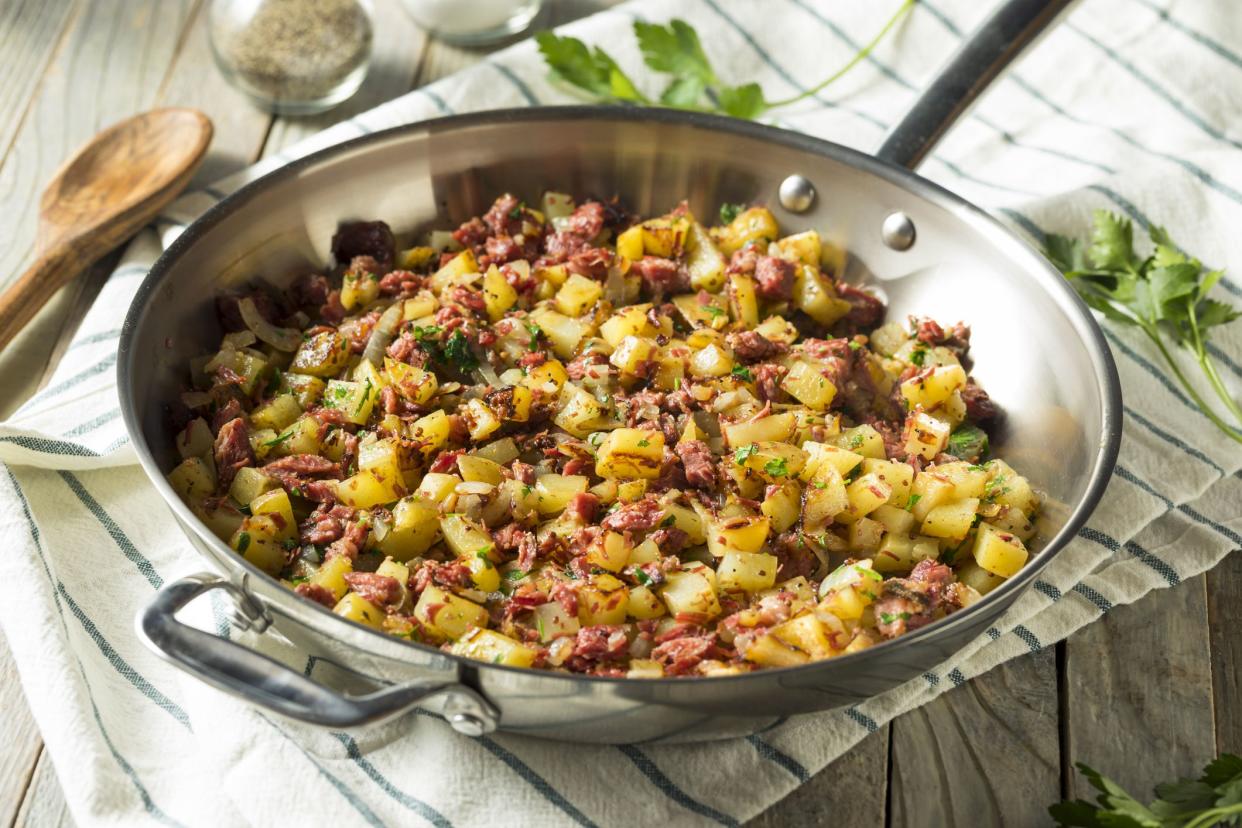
(1, 1, 1238, 825)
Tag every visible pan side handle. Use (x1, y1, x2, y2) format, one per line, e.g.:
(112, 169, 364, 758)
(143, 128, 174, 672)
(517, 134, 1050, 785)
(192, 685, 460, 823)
(876, 0, 1077, 170)
(136, 573, 498, 733)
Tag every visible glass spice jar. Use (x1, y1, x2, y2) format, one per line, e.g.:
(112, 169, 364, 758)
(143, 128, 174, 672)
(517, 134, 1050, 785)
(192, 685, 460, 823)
(208, 0, 374, 115)
(396, 0, 542, 46)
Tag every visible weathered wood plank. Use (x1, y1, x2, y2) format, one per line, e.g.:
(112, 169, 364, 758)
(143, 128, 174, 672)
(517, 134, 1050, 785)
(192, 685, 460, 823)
(1064, 575, 1216, 799)
(1207, 552, 1242, 755)
(0, 0, 198, 418)
(888, 647, 1060, 827)
(0, 0, 79, 167)
(14, 749, 75, 828)
(749, 727, 890, 827)
(260, 0, 428, 158)
(0, 632, 43, 827)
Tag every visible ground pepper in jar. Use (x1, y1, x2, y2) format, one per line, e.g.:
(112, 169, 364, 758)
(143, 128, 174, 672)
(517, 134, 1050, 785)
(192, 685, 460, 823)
(209, 0, 374, 114)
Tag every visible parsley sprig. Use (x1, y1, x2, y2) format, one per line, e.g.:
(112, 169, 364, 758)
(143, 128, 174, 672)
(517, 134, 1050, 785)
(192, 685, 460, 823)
(1044, 211, 1242, 444)
(535, 3, 914, 120)
(1051, 753, 1242, 828)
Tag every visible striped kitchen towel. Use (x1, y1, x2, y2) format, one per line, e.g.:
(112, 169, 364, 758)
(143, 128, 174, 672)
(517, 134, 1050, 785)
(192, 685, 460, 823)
(2, 0, 1241, 825)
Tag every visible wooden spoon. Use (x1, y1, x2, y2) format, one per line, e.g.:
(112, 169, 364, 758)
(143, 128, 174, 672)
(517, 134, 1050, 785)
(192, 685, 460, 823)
(0, 108, 213, 350)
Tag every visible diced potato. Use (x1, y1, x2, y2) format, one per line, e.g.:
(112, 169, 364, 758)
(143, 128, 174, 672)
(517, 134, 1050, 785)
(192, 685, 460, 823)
(323, 379, 378, 426)
(985, 460, 1040, 515)
(987, 505, 1037, 542)
(910, 471, 956, 522)
(408, 410, 451, 455)
(531, 309, 588, 360)
(414, 585, 489, 640)
(341, 269, 381, 310)
(416, 472, 460, 507)
(384, 358, 438, 405)
(522, 359, 569, 399)
(609, 335, 656, 376)
(333, 593, 384, 628)
(595, 428, 664, 480)
(685, 221, 726, 291)
(397, 245, 437, 270)
(871, 503, 916, 536)
(835, 424, 885, 459)
(800, 442, 864, 481)
(734, 441, 807, 483)
(578, 579, 629, 625)
(336, 469, 405, 509)
(600, 305, 655, 347)
(440, 514, 495, 560)
(401, 290, 438, 320)
(250, 394, 302, 433)
(761, 480, 802, 533)
(461, 397, 501, 442)
(587, 531, 632, 572)
(309, 554, 352, 601)
(781, 360, 837, 410)
(793, 265, 852, 326)
(802, 468, 849, 531)
(774, 230, 822, 266)
(230, 515, 285, 575)
(957, 561, 1006, 595)
(847, 517, 884, 554)
(689, 343, 734, 378)
(553, 385, 606, 438)
(450, 629, 539, 667)
(659, 570, 722, 622)
(229, 466, 277, 506)
(707, 515, 771, 557)
(616, 479, 648, 503)
(535, 473, 589, 515)
(754, 315, 799, 345)
(723, 412, 796, 448)
(872, 533, 915, 573)
(457, 454, 503, 485)
(268, 416, 322, 458)
(639, 217, 689, 258)
(428, 249, 479, 294)
(728, 272, 759, 328)
(250, 488, 295, 540)
(290, 331, 349, 377)
(901, 364, 967, 410)
(555, 273, 604, 316)
(972, 522, 1029, 577)
(483, 264, 518, 321)
(168, 457, 215, 502)
(935, 461, 989, 500)
(465, 552, 500, 593)
(660, 499, 706, 544)
(711, 206, 779, 256)
(626, 586, 667, 620)
(717, 551, 779, 593)
(615, 224, 644, 261)
(672, 293, 730, 330)
(742, 632, 809, 668)
(863, 458, 915, 507)
(771, 613, 834, 659)
(905, 411, 951, 460)
(531, 601, 580, 641)
(836, 473, 892, 524)
(176, 418, 214, 460)
(279, 374, 325, 411)
(378, 496, 440, 561)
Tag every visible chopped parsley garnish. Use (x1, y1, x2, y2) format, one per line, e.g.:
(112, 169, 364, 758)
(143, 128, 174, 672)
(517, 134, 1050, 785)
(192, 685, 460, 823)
(910, 347, 928, 366)
(734, 443, 759, 465)
(702, 304, 726, 318)
(637, 438, 650, 447)
(536, 615, 546, 640)
(660, 514, 676, 528)
(355, 378, 373, 414)
(906, 493, 922, 512)
(948, 425, 991, 462)
(235, 532, 250, 553)
(442, 329, 480, 373)
(281, 538, 298, 551)
(718, 202, 745, 224)
(763, 457, 789, 477)
(731, 364, 754, 382)
(476, 546, 493, 562)
(290, 576, 309, 586)
(847, 433, 865, 450)
(848, 340, 862, 351)
(410, 324, 443, 342)
(813, 480, 828, 489)
(879, 611, 912, 624)
(859, 567, 883, 582)
(525, 321, 543, 350)
(264, 430, 293, 448)
(505, 570, 528, 581)
(634, 569, 653, 586)
(521, 484, 534, 498)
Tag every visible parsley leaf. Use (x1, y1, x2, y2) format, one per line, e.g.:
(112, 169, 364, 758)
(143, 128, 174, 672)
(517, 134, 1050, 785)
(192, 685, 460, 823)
(535, 32, 649, 103)
(905, 493, 922, 512)
(442, 329, 480, 373)
(1045, 211, 1242, 444)
(763, 457, 789, 477)
(910, 347, 927, 367)
(634, 19, 716, 85)
(731, 364, 754, 382)
(235, 532, 250, 553)
(1050, 754, 1242, 828)
(947, 425, 990, 462)
(734, 443, 759, 465)
(719, 202, 746, 224)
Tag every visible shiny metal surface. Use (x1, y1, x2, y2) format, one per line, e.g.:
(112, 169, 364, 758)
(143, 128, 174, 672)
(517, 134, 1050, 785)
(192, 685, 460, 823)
(881, 210, 917, 251)
(876, 0, 1078, 168)
(777, 173, 816, 213)
(123, 0, 1121, 743)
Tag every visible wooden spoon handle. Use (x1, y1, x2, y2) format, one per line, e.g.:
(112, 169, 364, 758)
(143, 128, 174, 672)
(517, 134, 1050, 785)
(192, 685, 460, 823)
(0, 242, 88, 351)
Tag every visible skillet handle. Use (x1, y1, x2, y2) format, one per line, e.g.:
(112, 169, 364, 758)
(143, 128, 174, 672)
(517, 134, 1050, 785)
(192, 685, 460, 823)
(136, 573, 498, 733)
(876, 0, 1077, 170)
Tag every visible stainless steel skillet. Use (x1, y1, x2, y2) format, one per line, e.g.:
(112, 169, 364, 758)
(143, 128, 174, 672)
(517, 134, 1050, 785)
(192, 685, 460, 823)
(122, 0, 1119, 743)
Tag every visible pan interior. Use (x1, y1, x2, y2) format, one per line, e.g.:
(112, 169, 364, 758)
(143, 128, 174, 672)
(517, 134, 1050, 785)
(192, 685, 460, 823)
(124, 110, 1111, 668)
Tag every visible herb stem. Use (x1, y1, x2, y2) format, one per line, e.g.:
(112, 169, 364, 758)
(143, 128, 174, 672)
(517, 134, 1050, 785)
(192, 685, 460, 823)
(763, 0, 916, 108)
(1141, 325, 1242, 444)
(1188, 301, 1242, 427)
(1183, 802, 1242, 828)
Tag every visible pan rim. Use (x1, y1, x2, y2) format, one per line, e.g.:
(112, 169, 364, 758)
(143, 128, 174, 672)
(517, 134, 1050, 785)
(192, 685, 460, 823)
(120, 104, 1123, 688)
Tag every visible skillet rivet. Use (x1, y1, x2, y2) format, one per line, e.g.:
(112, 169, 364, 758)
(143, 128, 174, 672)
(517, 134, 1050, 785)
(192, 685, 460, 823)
(449, 712, 487, 737)
(778, 174, 816, 213)
(881, 211, 916, 251)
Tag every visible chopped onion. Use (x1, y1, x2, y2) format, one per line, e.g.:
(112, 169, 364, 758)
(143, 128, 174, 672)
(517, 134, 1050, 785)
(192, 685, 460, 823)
(238, 297, 302, 352)
(603, 263, 626, 305)
(221, 330, 257, 350)
(455, 481, 496, 496)
(180, 391, 213, 409)
(362, 302, 402, 366)
(470, 340, 501, 387)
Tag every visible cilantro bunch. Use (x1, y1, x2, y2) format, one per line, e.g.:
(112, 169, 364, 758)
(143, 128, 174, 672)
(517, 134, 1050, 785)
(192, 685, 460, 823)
(534, 1, 914, 120)
(1051, 754, 1242, 827)
(1044, 211, 1242, 444)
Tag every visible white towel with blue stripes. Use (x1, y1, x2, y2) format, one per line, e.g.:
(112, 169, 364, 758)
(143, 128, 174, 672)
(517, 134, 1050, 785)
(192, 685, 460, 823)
(2, 0, 1241, 825)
